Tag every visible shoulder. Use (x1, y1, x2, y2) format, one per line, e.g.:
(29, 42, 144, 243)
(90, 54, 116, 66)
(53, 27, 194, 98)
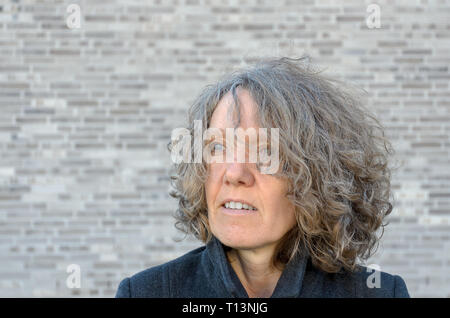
(302, 260, 410, 298)
(115, 245, 205, 298)
(329, 265, 410, 297)
(346, 265, 410, 297)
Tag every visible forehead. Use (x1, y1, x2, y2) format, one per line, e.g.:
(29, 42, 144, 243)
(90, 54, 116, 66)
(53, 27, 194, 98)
(209, 88, 260, 129)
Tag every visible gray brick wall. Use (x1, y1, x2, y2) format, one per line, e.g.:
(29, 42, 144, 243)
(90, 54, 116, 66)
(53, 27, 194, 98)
(0, 0, 449, 297)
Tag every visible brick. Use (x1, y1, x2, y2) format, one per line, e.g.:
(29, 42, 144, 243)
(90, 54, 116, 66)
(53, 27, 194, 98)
(0, 0, 448, 299)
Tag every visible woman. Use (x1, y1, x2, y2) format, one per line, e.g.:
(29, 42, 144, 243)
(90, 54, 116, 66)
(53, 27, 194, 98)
(115, 57, 410, 298)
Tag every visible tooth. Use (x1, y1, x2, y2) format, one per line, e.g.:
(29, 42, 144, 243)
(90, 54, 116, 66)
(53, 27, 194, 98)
(224, 201, 257, 210)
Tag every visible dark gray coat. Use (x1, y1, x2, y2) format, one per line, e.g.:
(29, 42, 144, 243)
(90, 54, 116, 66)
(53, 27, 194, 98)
(115, 235, 410, 298)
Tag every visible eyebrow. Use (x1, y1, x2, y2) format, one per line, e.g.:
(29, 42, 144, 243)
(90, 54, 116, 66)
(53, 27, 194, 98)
(203, 131, 272, 148)
(203, 128, 224, 146)
(207, 127, 226, 133)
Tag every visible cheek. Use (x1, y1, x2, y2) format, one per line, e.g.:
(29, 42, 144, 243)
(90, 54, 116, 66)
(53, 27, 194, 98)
(205, 164, 223, 207)
(283, 202, 297, 228)
(267, 199, 295, 225)
(282, 196, 296, 221)
(262, 181, 296, 227)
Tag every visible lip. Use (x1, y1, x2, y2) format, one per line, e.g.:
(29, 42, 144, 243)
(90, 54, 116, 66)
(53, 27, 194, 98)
(219, 206, 258, 215)
(220, 198, 258, 210)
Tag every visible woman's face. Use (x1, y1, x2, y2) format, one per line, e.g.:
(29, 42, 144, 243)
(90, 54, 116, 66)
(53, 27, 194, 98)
(205, 88, 297, 251)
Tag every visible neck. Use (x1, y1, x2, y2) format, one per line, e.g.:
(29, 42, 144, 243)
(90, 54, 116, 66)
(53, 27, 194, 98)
(226, 244, 284, 298)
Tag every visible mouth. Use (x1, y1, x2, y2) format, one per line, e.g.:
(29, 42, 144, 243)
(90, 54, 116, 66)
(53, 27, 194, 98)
(220, 199, 258, 214)
(220, 206, 258, 215)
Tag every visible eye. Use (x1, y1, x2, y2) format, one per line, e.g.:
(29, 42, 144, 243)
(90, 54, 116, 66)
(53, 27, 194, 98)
(256, 145, 272, 170)
(209, 142, 225, 155)
(259, 145, 271, 157)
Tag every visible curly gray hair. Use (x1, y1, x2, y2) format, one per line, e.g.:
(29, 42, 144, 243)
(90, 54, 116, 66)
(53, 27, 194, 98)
(168, 57, 395, 273)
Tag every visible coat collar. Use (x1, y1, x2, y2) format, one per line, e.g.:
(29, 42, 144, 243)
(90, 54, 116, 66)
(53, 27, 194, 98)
(205, 235, 309, 298)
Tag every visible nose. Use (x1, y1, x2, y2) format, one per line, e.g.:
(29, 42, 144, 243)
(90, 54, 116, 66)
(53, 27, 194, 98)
(223, 161, 255, 187)
(222, 136, 258, 186)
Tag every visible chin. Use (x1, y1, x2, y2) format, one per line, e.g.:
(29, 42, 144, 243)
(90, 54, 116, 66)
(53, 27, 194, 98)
(213, 229, 266, 250)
